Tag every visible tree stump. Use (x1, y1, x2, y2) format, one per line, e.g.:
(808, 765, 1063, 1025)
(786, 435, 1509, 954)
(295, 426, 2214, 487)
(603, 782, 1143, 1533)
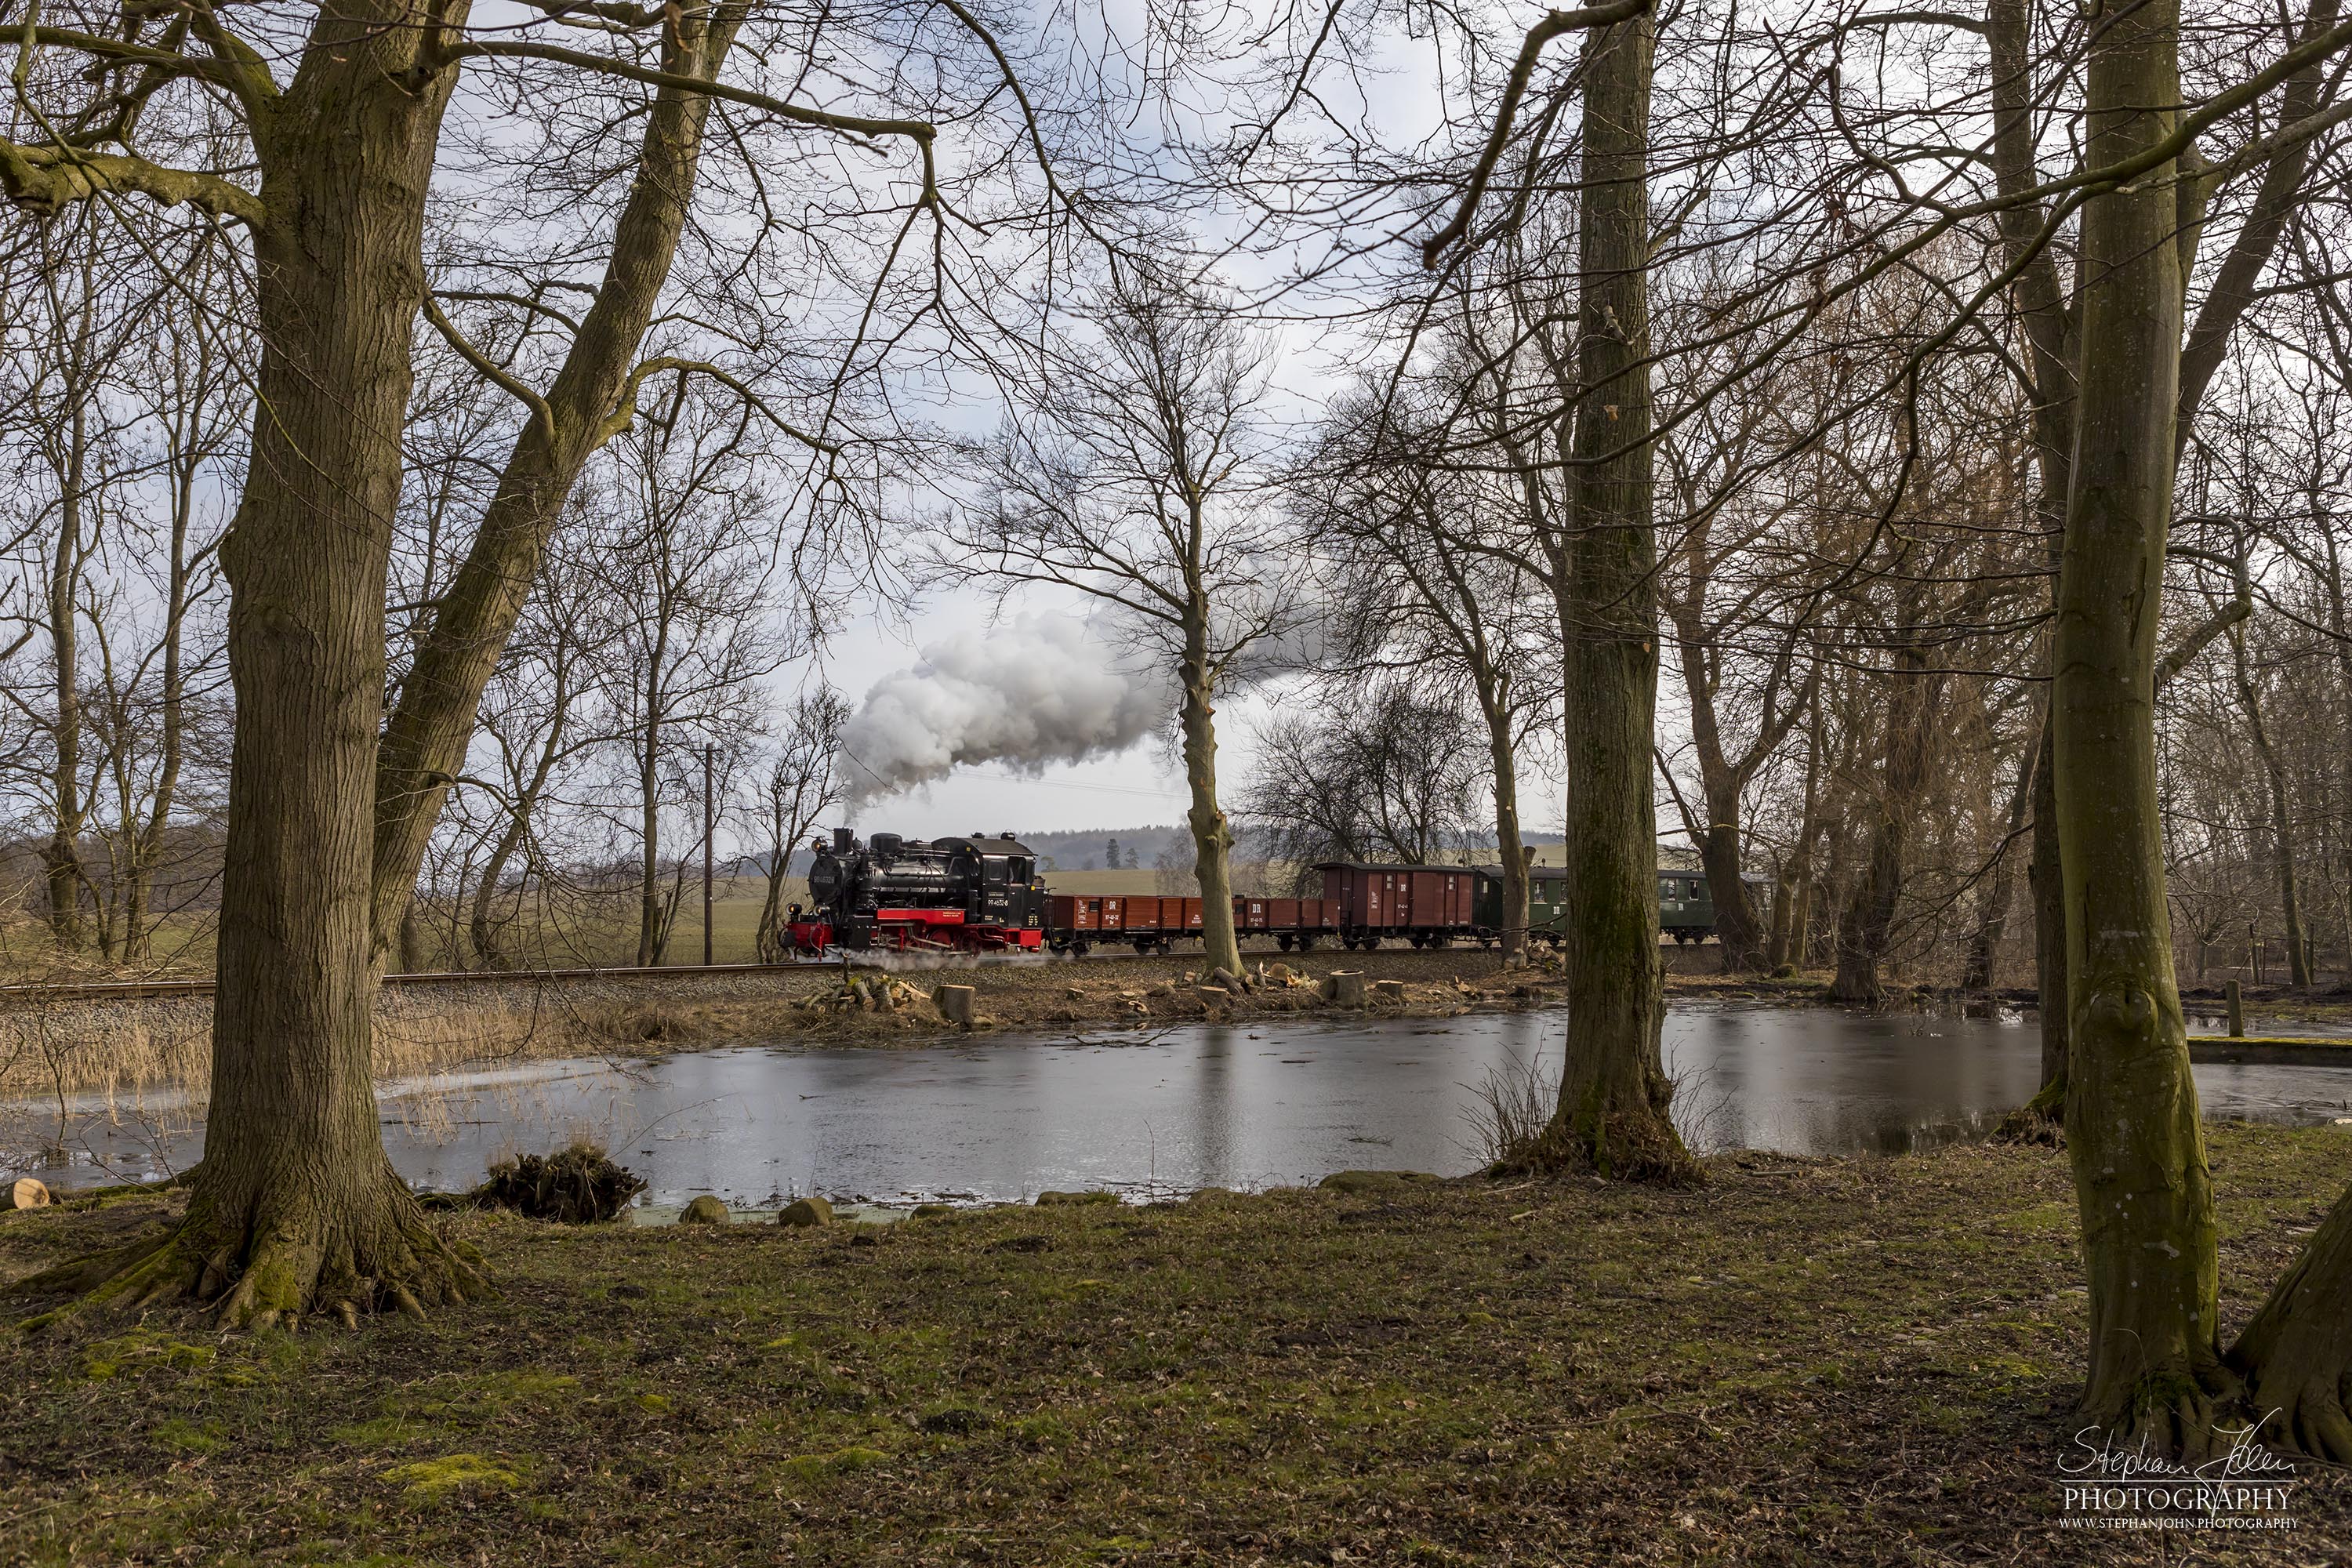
(1321, 971, 1367, 1006)
(932, 984, 977, 1028)
(9, 1177, 49, 1210)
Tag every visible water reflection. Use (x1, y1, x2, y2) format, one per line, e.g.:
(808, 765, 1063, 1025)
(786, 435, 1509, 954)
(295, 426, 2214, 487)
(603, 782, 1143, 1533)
(9, 1003, 2351, 1208)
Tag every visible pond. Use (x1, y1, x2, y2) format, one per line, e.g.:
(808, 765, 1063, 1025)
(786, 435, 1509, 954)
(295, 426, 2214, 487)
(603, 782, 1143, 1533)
(13, 1002, 2352, 1213)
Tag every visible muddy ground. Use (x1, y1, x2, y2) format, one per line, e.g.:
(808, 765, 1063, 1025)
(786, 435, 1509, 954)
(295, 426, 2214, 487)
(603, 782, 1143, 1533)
(2, 1123, 2346, 1563)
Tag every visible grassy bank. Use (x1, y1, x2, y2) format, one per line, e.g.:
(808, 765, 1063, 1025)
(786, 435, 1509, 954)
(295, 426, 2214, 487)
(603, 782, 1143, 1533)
(3, 1124, 2346, 1563)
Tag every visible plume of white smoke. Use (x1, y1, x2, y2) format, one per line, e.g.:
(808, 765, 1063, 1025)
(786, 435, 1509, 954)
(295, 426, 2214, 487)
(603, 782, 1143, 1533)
(839, 614, 1172, 804)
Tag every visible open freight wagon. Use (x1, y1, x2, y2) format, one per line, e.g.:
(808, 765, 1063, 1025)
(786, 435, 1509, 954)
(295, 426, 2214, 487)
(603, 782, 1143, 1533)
(1045, 895, 1341, 954)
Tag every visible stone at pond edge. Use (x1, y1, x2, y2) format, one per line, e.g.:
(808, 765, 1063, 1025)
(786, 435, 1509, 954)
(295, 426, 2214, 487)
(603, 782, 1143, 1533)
(9, 1177, 49, 1210)
(1036, 1189, 1118, 1207)
(1318, 1170, 1441, 1196)
(680, 1195, 731, 1225)
(779, 1196, 834, 1227)
(912, 1203, 955, 1218)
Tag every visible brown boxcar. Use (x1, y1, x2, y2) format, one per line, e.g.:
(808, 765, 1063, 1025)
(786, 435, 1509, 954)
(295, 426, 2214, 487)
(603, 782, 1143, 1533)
(1313, 862, 1480, 948)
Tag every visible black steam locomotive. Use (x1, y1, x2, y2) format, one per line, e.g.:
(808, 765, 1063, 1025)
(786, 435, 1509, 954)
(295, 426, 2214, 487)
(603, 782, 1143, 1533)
(789, 828, 1048, 953)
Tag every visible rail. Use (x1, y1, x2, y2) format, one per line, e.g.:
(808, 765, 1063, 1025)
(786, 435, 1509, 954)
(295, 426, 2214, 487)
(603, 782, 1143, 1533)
(0, 943, 1447, 1006)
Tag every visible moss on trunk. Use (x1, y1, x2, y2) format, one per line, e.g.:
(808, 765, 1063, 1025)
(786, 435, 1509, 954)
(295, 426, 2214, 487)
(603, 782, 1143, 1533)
(2053, 0, 2230, 1453)
(1542, 9, 1693, 1186)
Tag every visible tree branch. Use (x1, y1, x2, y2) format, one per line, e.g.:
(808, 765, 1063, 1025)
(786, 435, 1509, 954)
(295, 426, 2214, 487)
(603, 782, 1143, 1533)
(419, 295, 557, 436)
(1421, 0, 1650, 267)
(441, 39, 934, 147)
(598, 356, 839, 454)
(2155, 549, 2253, 690)
(0, 137, 262, 222)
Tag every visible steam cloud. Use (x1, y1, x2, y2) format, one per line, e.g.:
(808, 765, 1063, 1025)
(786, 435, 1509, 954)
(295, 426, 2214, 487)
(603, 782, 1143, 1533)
(840, 614, 1170, 804)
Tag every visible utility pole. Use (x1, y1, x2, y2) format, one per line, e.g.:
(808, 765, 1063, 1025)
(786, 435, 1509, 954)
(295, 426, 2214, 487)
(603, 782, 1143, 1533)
(702, 742, 716, 967)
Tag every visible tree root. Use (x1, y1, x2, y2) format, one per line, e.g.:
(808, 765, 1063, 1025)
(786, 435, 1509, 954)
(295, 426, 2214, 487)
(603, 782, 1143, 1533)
(1994, 1075, 2067, 1147)
(8, 1168, 490, 1334)
(2226, 1181, 2352, 1462)
(1495, 1105, 1704, 1187)
(2091, 1366, 2245, 1466)
(2237, 1373, 2352, 1464)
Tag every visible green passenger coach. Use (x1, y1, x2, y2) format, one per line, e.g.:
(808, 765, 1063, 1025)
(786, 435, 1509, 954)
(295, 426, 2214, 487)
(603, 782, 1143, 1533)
(1471, 864, 1761, 945)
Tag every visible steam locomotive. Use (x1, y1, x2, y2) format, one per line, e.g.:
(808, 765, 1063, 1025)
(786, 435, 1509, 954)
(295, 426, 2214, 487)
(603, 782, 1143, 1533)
(787, 828, 1049, 953)
(788, 827, 1748, 956)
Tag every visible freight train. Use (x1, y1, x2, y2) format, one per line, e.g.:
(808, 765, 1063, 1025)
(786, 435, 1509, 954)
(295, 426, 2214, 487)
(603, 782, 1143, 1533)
(786, 829, 1741, 956)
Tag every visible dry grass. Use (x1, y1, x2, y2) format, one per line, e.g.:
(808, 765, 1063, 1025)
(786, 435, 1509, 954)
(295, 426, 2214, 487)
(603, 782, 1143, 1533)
(2, 1124, 2345, 1563)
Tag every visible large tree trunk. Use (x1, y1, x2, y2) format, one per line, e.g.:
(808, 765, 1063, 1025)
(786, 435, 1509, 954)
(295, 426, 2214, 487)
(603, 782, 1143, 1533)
(42, 382, 88, 950)
(2055, 0, 2228, 1453)
(1541, 9, 1691, 1184)
(369, 5, 742, 964)
(1476, 681, 1529, 962)
(1696, 808, 1758, 970)
(1181, 636, 1243, 977)
(637, 681, 665, 967)
(1831, 632, 1933, 1004)
(1987, 0, 2079, 1109)
(2027, 727, 2069, 1087)
(468, 814, 529, 971)
(11, 2, 491, 1327)
(1767, 688, 1824, 973)
(1962, 706, 2038, 993)
(2233, 627, 2311, 986)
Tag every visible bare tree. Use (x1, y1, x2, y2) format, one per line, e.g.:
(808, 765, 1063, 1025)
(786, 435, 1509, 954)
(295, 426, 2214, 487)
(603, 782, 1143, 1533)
(0, 0, 1102, 1322)
(753, 687, 848, 961)
(940, 265, 1299, 978)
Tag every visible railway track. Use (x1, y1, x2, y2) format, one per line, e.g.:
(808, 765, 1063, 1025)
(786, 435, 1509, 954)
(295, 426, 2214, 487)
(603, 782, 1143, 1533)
(0, 943, 1483, 1006)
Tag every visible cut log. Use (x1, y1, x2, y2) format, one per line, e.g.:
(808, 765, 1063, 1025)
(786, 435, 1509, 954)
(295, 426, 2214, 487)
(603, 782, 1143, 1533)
(932, 983, 977, 1028)
(1321, 971, 1367, 1006)
(9, 1177, 49, 1210)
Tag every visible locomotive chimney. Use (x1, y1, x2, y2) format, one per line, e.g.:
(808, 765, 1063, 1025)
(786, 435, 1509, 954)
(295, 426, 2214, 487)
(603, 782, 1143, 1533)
(832, 826, 855, 855)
